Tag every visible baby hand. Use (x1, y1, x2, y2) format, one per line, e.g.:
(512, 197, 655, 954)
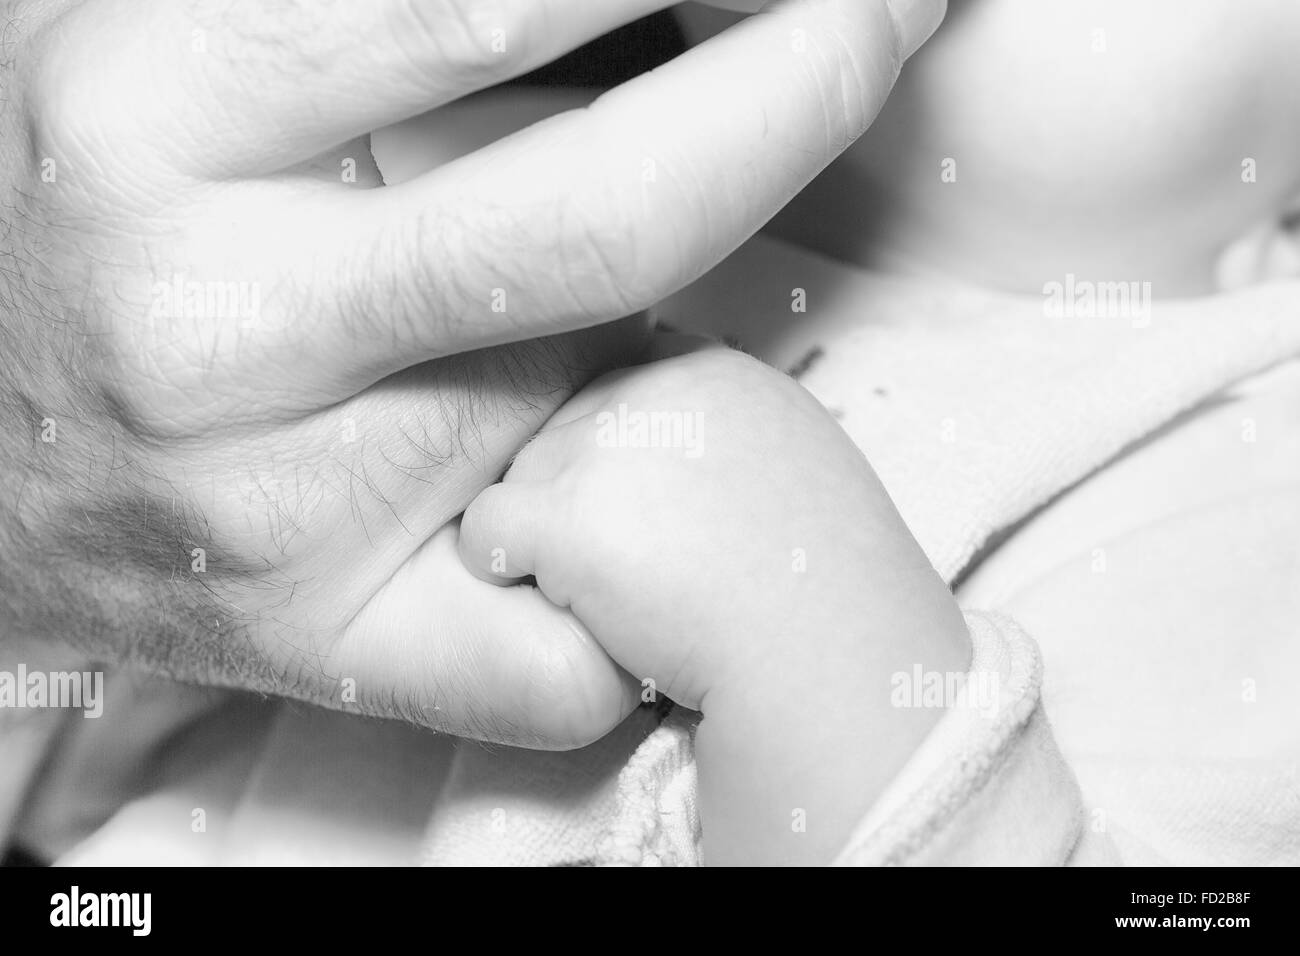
(459, 338, 969, 863)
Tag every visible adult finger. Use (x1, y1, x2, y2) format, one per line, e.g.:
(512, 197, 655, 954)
(33, 0, 676, 178)
(338, 520, 639, 749)
(255, 0, 948, 397)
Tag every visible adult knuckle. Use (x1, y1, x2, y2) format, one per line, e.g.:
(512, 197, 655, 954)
(400, 204, 481, 347)
(92, 317, 207, 442)
(559, 191, 656, 318)
(404, 0, 532, 87)
(22, 41, 96, 161)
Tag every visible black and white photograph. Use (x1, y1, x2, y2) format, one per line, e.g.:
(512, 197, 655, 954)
(0, 0, 1294, 908)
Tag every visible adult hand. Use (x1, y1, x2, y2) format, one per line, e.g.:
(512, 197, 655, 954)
(0, 0, 944, 747)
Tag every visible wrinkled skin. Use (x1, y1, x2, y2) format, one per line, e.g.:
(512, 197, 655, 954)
(0, 0, 942, 746)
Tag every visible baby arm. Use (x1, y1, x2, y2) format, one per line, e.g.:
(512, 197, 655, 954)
(458, 339, 970, 865)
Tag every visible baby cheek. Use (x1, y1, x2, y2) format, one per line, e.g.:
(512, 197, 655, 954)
(1086, 9, 1300, 212)
(856, 0, 1300, 290)
(1150, 32, 1300, 248)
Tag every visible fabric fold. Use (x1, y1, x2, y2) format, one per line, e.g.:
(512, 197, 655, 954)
(834, 611, 1086, 866)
